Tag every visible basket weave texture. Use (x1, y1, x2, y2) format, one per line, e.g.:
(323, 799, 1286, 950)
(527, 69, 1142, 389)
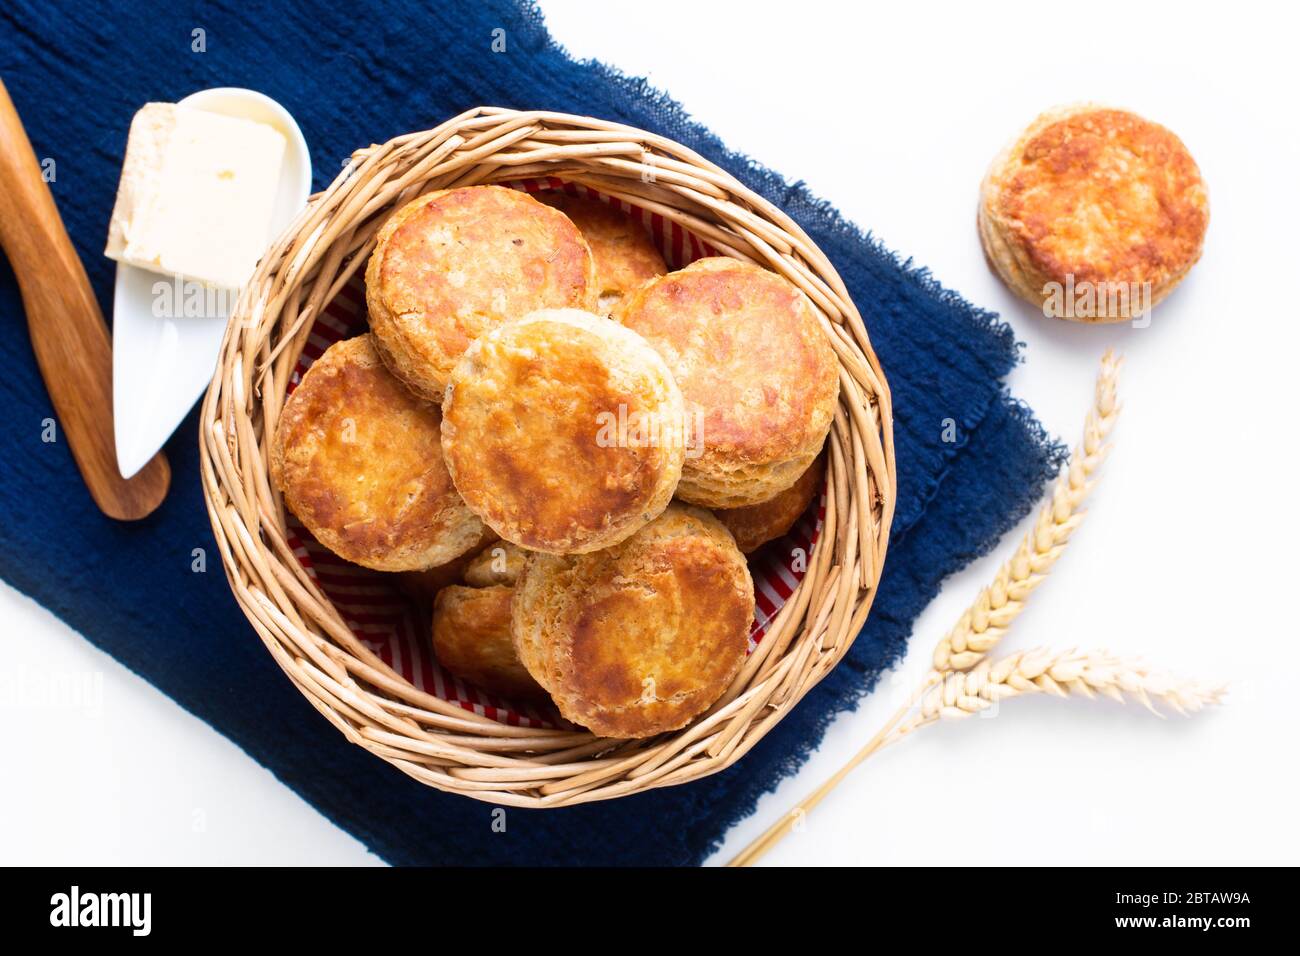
(199, 108, 896, 807)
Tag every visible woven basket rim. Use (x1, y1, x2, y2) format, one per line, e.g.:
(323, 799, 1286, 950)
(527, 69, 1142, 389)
(199, 106, 896, 807)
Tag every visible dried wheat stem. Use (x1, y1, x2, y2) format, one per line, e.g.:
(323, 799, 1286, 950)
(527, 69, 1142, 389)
(723, 676, 937, 868)
(851, 350, 1124, 758)
(728, 645, 1225, 865)
(726, 351, 1126, 868)
(930, 349, 1123, 674)
(885, 648, 1227, 746)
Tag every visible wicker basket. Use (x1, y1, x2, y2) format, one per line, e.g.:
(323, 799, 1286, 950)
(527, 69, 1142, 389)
(199, 107, 896, 807)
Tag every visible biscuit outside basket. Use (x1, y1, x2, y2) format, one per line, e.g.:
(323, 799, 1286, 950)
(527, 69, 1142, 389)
(199, 108, 896, 807)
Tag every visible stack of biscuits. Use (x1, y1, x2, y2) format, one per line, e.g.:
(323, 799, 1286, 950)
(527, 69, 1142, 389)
(271, 185, 837, 739)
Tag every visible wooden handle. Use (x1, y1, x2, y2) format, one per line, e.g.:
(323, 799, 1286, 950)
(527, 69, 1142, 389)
(0, 77, 169, 520)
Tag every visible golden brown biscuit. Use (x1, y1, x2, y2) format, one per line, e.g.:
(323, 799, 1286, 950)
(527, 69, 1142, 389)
(270, 335, 486, 572)
(715, 452, 825, 553)
(536, 193, 666, 314)
(365, 185, 598, 400)
(513, 504, 754, 738)
(394, 528, 497, 600)
(509, 509, 754, 738)
(463, 542, 528, 587)
(442, 308, 686, 554)
(979, 105, 1209, 321)
(433, 585, 544, 700)
(616, 258, 839, 508)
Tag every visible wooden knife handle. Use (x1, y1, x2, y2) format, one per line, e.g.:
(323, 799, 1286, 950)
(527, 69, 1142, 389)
(0, 77, 169, 520)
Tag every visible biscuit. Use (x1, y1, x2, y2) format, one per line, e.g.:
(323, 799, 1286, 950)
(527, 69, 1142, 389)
(979, 105, 1209, 321)
(536, 193, 666, 314)
(270, 335, 486, 572)
(441, 308, 686, 554)
(616, 258, 839, 508)
(512, 504, 754, 738)
(433, 585, 544, 700)
(463, 541, 528, 587)
(715, 452, 825, 553)
(365, 185, 598, 400)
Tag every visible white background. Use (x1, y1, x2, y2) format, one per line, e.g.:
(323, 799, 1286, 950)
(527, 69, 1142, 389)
(2, 0, 1297, 866)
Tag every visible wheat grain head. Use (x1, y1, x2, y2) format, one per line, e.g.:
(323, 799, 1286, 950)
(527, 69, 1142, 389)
(930, 350, 1123, 673)
(893, 647, 1226, 743)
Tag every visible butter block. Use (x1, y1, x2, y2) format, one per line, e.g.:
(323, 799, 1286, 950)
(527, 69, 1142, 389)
(105, 102, 286, 289)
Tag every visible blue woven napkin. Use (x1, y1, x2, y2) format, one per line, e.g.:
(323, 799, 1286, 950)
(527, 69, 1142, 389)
(0, 0, 1063, 865)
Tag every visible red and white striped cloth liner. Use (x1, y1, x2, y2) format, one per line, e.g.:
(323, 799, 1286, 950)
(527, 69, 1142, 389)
(283, 178, 825, 729)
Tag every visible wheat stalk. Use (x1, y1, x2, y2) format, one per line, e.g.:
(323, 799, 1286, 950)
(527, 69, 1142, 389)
(886, 648, 1226, 747)
(852, 349, 1125, 761)
(727, 350, 1157, 868)
(728, 644, 1224, 866)
(931, 349, 1122, 673)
